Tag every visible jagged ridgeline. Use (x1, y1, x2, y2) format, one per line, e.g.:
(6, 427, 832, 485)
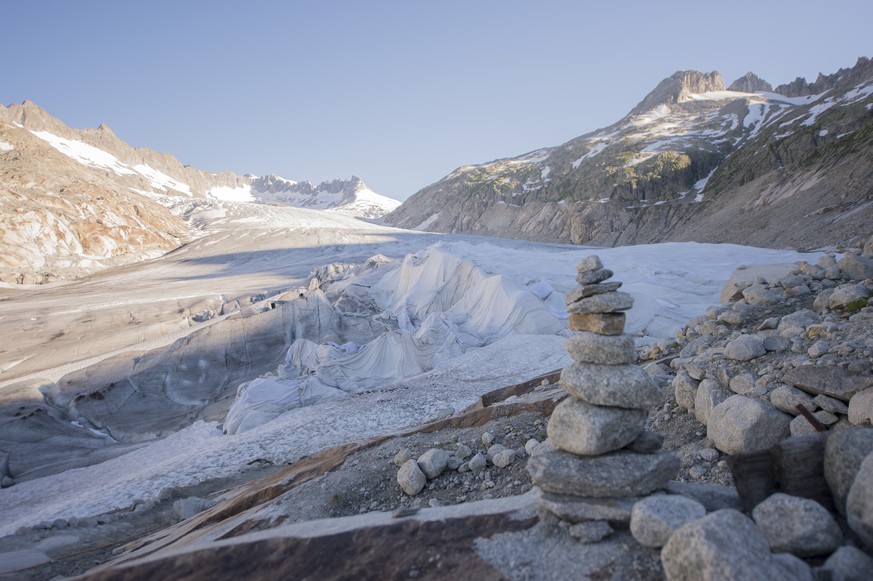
(385, 58, 873, 250)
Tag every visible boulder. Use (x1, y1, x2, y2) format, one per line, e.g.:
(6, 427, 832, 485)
(530, 486, 638, 524)
(849, 388, 873, 426)
(173, 497, 216, 520)
(546, 398, 646, 456)
(825, 428, 873, 516)
(724, 335, 766, 361)
(576, 268, 613, 285)
(769, 385, 816, 416)
(566, 291, 634, 314)
(783, 366, 873, 402)
(751, 493, 842, 556)
(630, 495, 706, 549)
(416, 448, 449, 480)
(838, 252, 873, 280)
(396, 459, 426, 495)
(564, 332, 635, 365)
(829, 283, 871, 311)
(568, 312, 626, 335)
(817, 546, 873, 581)
(694, 379, 731, 426)
(673, 370, 699, 410)
(770, 553, 815, 581)
(560, 363, 663, 410)
(708, 395, 791, 454)
(527, 449, 679, 498)
(741, 284, 784, 306)
(660, 509, 796, 580)
(846, 452, 873, 547)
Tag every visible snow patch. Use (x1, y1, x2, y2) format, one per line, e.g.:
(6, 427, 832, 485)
(31, 130, 135, 176)
(572, 141, 608, 168)
(208, 185, 254, 203)
(0, 141, 13, 151)
(132, 164, 192, 195)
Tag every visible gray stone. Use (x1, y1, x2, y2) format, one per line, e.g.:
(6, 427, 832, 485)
(481, 432, 495, 446)
(468, 452, 487, 471)
(771, 553, 815, 581)
(547, 398, 646, 456)
(417, 448, 450, 480)
(762, 335, 791, 352)
(576, 267, 613, 285)
(708, 395, 792, 454)
(560, 363, 662, 410)
(814, 394, 849, 415)
(566, 291, 634, 314)
(565, 282, 622, 304)
(526, 449, 679, 498)
(783, 365, 873, 402)
(492, 449, 516, 469)
(849, 388, 873, 426)
(751, 493, 842, 556)
(661, 509, 793, 581)
(565, 332, 635, 365)
(673, 370, 699, 410)
(807, 340, 830, 358)
(826, 428, 873, 516)
(524, 439, 540, 456)
(865, 236, 873, 256)
(694, 379, 731, 426)
(789, 414, 822, 437)
(724, 334, 766, 361)
(455, 443, 472, 459)
(568, 312, 626, 335)
(530, 486, 638, 524)
(728, 373, 756, 395)
(778, 309, 820, 334)
(393, 448, 413, 467)
(846, 452, 873, 547)
(664, 481, 742, 511)
(838, 252, 873, 280)
(770, 384, 817, 416)
(818, 546, 873, 581)
(742, 284, 785, 305)
(829, 283, 871, 310)
(568, 520, 613, 543)
(396, 459, 426, 495)
(486, 444, 508, 462)
(814, 289, 835, 312)
(630, 495, 706, 549)
(577, 255, 604, 273)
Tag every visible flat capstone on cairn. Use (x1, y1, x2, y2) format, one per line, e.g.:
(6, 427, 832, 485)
(527, 255, 679, 527)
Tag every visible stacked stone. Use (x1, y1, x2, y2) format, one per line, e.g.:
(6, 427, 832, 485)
(527, 255, 679, 523)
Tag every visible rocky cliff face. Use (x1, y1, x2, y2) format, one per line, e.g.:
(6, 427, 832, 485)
(728, 72, 773, 93)
(0, 102, 397, 281)
(0, 121, 188, 283)
(385, 58, 873, 250)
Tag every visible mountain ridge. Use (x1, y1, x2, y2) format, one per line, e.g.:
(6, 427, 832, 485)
(384, 57, 873, 250)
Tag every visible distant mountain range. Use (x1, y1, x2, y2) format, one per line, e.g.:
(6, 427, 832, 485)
(0, 102, 398, 283)
(385, 57, 873, 250)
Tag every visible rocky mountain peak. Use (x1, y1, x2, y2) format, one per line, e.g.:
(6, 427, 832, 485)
(630, 70, 724, 115)
(775, 56, 873, 97)
(728, 72, 773, 93)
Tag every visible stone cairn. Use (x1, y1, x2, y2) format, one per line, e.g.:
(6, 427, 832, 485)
(527, 255, 680, 525)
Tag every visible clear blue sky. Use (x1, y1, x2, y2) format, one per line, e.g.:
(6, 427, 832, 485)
(3, 1, 871, 201)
